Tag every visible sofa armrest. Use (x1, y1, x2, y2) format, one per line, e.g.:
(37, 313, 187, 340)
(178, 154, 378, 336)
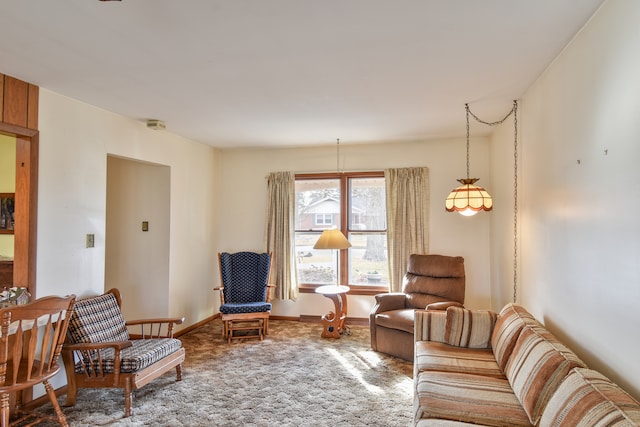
(369, 293, 408, 352)
(414, 309, 447, 343)
(425, 301, 464, 311)
(371, 293, 406, 315)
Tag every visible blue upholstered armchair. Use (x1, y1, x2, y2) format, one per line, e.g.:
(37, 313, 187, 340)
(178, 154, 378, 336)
(215, 252, 274, 343)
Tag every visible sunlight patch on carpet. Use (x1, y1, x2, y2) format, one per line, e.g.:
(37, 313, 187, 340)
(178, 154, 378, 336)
(357, 349, 384, 367)
(326, 347, 384, 395)
(395, 376, 414, 397)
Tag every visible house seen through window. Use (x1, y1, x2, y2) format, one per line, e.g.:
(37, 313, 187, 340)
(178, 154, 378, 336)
(295, 172, 388, 289)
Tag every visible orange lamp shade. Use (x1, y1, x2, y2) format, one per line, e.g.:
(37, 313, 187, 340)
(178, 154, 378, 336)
(313, 228, 352, 250)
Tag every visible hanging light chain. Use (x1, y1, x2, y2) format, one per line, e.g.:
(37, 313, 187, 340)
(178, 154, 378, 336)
(512, 100, 518, 303)
(465, 102, 517, 178)
(336, 138, 340, 174)
(465, 104, 471, 179)
(466, 100, 519, 303)
(467, 103, 516, 127)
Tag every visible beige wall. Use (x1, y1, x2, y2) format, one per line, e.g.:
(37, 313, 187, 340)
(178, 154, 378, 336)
(217, 139, 494, 318)
(34, 88, 494, 326)
(106, 156, 171, 321)
(490, 0, 640, 399)
(36, 90, 219, 330)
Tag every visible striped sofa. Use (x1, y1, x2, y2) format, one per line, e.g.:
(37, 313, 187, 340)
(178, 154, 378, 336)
(413, 304, 640, 426)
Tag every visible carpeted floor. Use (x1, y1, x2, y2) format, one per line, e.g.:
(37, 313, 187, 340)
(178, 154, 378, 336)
(35, 319, 413, 426)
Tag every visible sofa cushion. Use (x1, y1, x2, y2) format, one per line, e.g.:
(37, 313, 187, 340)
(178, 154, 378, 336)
(491, 303, 537, 371)
(415, 341, 505, 379)
(414, 371, 532, 427)
(67, 292, 130, 344)
(506, 325, 587, 425)
(445, 306, 497, 349)
(75, 338, 183, 374)
(220, 301, 272, 314)
(375, 308, 415, 334)
(415, 309, 447, 343)
(539, 368, 640, 427)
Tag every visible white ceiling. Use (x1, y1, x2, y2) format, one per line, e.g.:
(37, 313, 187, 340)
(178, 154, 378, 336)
(0, 0, 603, 148)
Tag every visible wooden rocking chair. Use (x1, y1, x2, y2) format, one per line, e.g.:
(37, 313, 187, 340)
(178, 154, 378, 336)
(214, 252, 275, 343)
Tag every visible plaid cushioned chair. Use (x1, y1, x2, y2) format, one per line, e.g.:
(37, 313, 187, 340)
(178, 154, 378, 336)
(61, 288, 185, 418)
(215, 252, 274, 343)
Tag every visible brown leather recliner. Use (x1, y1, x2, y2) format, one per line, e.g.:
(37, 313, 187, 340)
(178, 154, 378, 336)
(369, 254, 465, 361)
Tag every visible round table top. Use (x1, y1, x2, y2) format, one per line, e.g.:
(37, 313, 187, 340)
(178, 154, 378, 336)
(315, 285, 350, 295)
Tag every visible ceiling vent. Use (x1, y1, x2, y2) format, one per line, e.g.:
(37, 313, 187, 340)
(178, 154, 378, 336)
(146, 119, 166, 130)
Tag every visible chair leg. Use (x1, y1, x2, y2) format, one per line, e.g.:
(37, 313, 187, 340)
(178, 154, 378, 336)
(64, 383, 77, 407)
(176, 364, 183, 381)
(1, 392, 10, 427)
(222, 319, 230, 339)
(44, 380, 69, 427)
(124, 379, 133, 417)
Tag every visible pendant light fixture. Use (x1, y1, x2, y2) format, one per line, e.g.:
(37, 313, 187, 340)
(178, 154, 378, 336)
(446, 101, 518, 216)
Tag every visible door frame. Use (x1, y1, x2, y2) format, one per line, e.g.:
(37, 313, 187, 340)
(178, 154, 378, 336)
(0, 122, 38, 295)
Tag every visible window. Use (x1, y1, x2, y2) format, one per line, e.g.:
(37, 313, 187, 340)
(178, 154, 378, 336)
(295, 172, 388, 292)
(314, 213, 333, 226)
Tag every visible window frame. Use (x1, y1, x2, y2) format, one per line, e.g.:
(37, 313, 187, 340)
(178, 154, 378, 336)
(295, 171, 387, 296)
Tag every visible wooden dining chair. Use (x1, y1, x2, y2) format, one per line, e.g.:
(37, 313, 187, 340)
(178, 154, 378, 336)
(0, 295, 76, 427)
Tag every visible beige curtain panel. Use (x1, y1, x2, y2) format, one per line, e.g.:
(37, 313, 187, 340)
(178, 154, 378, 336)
(265, 171, 298, 301)
(385, 167, 430, 292)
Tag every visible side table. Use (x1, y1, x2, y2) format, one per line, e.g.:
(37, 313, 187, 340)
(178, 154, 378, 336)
(315, 285, 350, 338)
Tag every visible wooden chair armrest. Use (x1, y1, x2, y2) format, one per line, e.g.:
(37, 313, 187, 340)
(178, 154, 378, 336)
(63, 341, 133, 351)
(126, 317, 185, 338)
(126, 317, 185, 326)
(266, 283, 276, 302)
(62, 341, 133, 385)
(213, 286, 226, 305)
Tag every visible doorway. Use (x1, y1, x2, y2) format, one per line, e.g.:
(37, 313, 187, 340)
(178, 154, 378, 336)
(0, 126, 37, 295)
(0, 134, 15, 287)
(105, 155, 171, 321)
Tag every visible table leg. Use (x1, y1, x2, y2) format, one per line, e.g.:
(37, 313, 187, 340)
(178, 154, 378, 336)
(320, 293, 347, 338)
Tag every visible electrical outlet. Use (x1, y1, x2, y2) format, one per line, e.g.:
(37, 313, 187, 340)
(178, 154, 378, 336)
(86, 234, 95, 248)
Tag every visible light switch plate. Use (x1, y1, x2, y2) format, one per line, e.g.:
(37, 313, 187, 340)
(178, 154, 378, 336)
(142, 221, 149, 232)
(86, 234, 95, 248)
